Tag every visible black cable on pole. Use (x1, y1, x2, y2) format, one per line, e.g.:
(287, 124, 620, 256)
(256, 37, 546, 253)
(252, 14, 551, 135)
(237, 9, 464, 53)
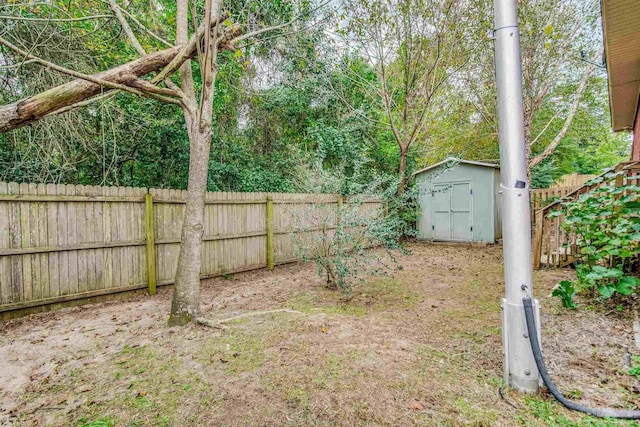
(522, 297, 640, 420)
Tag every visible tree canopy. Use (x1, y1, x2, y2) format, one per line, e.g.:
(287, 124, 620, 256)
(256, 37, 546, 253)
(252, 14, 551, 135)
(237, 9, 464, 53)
(0, 0, 630, 191)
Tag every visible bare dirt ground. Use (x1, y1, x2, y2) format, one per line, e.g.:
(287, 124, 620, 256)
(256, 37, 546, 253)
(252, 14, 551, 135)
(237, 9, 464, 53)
(1, 243, 638, 427)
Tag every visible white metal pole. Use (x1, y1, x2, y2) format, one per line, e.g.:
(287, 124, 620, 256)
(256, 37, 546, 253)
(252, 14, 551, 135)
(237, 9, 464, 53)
(493, 0, 540, 393)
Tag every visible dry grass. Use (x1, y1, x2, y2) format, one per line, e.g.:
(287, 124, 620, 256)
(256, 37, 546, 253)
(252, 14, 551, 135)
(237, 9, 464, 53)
(1, 243, 638, 427)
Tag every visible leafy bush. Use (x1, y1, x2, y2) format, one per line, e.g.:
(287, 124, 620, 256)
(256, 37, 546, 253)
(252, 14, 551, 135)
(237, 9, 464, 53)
(551, 280, 577, 309)
(549, 172, 640, 304)
(292, 181, 409, 299)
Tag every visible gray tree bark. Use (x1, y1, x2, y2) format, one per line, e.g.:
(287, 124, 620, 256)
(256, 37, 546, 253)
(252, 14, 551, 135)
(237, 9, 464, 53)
(167, 0, 219, 326)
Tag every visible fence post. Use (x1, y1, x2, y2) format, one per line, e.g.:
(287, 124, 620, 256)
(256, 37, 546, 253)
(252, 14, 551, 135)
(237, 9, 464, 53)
(145, 193, 157, 295)
(532, 210, 544, 270)
(266, 195, 274, 270)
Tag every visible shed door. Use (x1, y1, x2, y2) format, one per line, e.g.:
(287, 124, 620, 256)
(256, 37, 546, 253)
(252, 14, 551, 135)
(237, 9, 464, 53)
(431, 182, 473, 241)
(432, 184, 451, 240)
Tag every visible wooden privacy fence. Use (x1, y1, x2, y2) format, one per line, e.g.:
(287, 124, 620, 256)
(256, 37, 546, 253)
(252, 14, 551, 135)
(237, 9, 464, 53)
(0, 183, 383, 314)
(551, 172, 597, 189)
(531, 174, 597, 215)
(531, 186, 579, 212)
(533, 162, 640, 269)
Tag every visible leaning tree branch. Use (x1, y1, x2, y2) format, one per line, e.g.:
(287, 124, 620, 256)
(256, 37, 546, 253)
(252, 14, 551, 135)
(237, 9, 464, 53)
(106, 0, 182, 94)
(0, 4, 322, 133)
(106, 0, 145, 55)
(150, 14, 237, 85)
(45, 91, 117, 118)
(116, 5, 173, 47)
(528, 47, 603, 169)
(0, 36, 182, 104)
(0, 23, 241, 133)
(230, 0, 332, 44)
(0, 14, 114, 22)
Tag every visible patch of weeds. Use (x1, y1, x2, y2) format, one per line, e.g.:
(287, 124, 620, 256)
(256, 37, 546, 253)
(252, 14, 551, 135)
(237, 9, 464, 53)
(77, 417, 114, 427)
(483, 326, 502, 336)
(415, 345, 448, 364)
(522, 396, 640, 427)
(119, 344, 146, 355)
(284, 385, 309, 408)
(311, 352, 361, 391)
(221, 273, 233, 280)
(454, 331, 486, 344)
(287, 291, 367, 316)
(70, 346, 212, 427)
(566, 389, 584, 400)
(202, 330, 265, 374)
(361, 278, 421, 310)
(287, 278, 420, 317)
(454, 397, 500, 425)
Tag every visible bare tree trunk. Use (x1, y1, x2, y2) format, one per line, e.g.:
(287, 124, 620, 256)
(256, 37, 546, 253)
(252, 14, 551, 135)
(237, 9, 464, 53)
(397, 146, 408, 197)
(168, 0, 219, 325)
(168, 125, 212, 325)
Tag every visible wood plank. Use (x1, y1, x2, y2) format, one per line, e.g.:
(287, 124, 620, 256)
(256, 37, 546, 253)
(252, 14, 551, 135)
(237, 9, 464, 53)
(133, 189, 141, 285)
(37, 184, 49, 299)
(45, 184, 60, 298)
(102, 187, 114, 290)
(57, 184, 71, 296)
(145, 193, 157, 295)
(66, 184, 79, 295)
(27, 184, 40, 301)
(111, 186, 122, 289)
(0, 261, 267, 313)
(76, 185, 87, 294)
(84, 186, 95, 291)
(532, 210, 544, 270)
(0, 183, 10, 304)
(120, 187, 131, 287)
(0, 187, 390, 313)
(92, 186, 103, 290)
(19, 183, 31, 302)
(266, 196, 274, 270)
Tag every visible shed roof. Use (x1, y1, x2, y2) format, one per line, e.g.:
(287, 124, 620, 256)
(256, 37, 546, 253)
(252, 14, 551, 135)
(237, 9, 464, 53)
(602, 0, 640, 131)
(412, 158, 499, 176)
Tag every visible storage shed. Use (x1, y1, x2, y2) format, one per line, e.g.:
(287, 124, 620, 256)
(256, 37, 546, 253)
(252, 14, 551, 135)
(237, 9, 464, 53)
(413, 158, 501, 243)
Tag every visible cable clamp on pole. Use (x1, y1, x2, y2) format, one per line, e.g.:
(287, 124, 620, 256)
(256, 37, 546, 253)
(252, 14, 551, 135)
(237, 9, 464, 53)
(487, 24, 520, 40)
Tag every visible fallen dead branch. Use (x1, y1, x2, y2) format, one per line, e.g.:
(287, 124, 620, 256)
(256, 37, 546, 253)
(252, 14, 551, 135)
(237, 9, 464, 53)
(196, 309, 304, 330)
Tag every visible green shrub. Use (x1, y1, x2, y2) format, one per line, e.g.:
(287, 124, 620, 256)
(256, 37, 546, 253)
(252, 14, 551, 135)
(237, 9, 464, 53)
(549, 172, 640, 304)
(292, 179, 410, 299)
(551, 280, 577, 309)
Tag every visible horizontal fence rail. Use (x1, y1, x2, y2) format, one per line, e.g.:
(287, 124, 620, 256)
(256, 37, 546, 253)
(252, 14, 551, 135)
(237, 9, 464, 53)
(0, 183, 382, 314)
(533, 162, 640, 269)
